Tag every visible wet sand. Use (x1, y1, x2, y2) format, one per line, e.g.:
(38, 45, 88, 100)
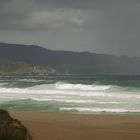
(10, 111, 140, 140)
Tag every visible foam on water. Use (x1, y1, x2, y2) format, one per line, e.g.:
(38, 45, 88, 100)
(54, 82, 111, 91)
(60, 107, 140, 113)
(0, 82, 140, 99)
(0, 77, 140, 114)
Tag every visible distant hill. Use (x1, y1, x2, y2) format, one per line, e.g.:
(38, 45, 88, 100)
(0, 42, 140, 75)
(0, 59, 56, 75)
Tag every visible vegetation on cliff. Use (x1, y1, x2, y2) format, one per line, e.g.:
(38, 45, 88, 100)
(0, 59, 56, 75)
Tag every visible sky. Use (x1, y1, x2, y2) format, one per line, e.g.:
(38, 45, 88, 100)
(0, 0, 140, 56)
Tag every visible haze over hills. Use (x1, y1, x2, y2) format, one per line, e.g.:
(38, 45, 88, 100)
(0, 43, 140, 75)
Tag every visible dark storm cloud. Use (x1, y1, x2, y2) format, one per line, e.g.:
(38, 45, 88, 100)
(0, 0, 140, 56)
(0, 0, 37, 30)
(0, 0, 140, 30)
(30, 0, 140, 8)
(0, 0, 98, 30)
(30, 0, 98, 9)
(0, 0, 12, 3)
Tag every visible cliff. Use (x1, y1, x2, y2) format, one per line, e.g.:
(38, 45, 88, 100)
(0, 59, 56, 75)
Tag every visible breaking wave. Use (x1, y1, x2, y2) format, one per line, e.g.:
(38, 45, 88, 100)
(0, 77, 140, 114)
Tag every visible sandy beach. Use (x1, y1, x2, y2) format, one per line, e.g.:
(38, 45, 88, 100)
(9, 111, 140, 140)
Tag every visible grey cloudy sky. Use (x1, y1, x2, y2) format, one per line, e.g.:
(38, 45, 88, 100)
(0, 0, 140, 56)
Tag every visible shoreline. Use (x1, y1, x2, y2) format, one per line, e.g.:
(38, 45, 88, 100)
(9, 111, 140, 140)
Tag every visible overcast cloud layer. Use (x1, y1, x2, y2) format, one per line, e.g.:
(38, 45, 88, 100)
(0, 0, 140, 56)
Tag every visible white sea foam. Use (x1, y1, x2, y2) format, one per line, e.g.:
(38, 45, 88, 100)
(0, 84, 140, 99)
(0, 81, 140, 113)
(31, 98, 120, 104)
(17, 79, 45, 83)
(60, 107, 140, 113)
(54, 82, 111, 91)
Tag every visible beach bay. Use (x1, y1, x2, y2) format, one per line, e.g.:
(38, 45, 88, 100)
(10, 111, 140, 140)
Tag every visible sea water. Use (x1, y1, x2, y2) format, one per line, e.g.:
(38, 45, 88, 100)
(0, 75, 140, 115)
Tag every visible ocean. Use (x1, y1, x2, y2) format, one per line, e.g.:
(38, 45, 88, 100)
(0, 75, 140, 115)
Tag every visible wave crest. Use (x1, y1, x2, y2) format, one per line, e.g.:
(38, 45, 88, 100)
(54, 82, 111, 91)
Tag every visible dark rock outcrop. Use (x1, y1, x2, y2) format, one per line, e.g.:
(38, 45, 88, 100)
(0, 109, 32, 140)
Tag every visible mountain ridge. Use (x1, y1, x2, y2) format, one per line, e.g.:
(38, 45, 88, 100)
(0, 43, 140, 75)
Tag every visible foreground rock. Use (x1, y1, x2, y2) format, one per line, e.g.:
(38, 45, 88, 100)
(0, 109, 32, 140)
